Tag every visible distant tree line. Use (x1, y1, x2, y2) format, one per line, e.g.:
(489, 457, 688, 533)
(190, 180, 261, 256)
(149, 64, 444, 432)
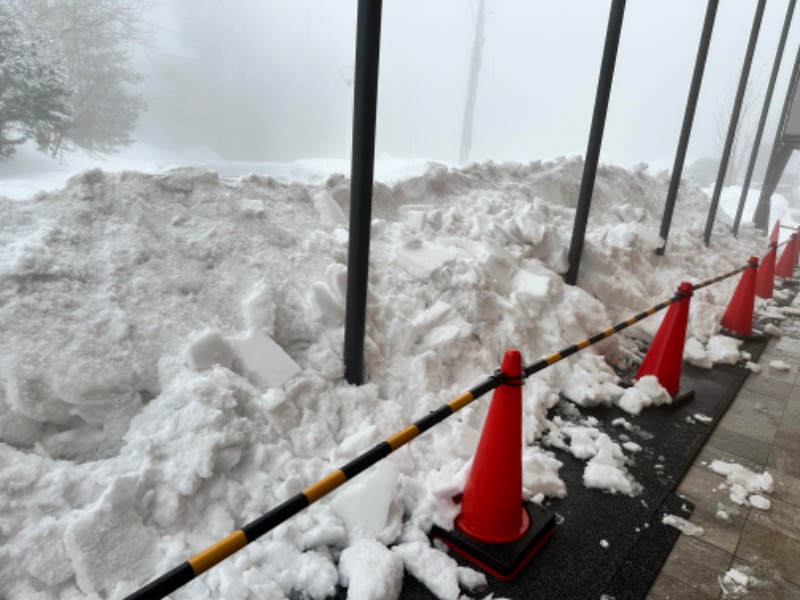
(0, 0, 148, 159)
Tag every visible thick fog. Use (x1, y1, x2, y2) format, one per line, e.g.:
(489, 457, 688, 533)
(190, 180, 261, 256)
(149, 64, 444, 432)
(132, 0, 800, 169)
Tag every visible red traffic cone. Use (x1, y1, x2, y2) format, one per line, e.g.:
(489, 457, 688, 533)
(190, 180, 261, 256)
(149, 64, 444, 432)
(756, 245, 776, 299)
(721, 257, 758, 337)
(769, 220, 780, 245)
(431, 350, 555, 580)
(635, 282, 693, 397)
(775, 234, 797, 279)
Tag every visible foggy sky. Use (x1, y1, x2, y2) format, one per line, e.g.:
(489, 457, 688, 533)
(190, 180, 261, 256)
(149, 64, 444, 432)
(134, 0, 800, 169)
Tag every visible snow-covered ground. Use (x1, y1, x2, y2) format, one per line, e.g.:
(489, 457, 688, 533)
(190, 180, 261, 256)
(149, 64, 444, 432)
(0, 147, 786, 599)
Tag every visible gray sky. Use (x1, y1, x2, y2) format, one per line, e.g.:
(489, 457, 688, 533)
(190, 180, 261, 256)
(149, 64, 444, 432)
(135, 0, 800, 169)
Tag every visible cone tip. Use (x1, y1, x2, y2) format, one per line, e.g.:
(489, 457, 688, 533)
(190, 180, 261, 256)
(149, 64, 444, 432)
(501, 349, 522, 377)
(749, 256, 759, 266)
(678, 281, 693, 295)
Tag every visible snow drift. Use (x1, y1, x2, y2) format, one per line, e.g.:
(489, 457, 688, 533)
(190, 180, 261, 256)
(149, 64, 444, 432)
(0, 157, 768, 599)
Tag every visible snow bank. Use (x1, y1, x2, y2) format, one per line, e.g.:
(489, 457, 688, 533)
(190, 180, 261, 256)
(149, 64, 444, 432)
(0, 158, 766, 598)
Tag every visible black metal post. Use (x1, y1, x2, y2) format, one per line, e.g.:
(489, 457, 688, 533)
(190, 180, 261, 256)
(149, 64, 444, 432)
(344, 0, 383, 385)
(753, 43, 800, 231)
(564, 0, 626, 286)
(704, 0, 767, 247)
(656, 0, 719, 255)
(734, 0, 796, 235)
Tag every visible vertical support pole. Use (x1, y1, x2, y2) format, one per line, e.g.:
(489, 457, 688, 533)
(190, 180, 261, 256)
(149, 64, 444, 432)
(734, 0, 796, 236)
(344, 0, 383, 385)
(459, 0, 487, 165)
(656, 0, 719, 255)
(753, 43, 800, 231)
(564, 0, 626, 286)
(704, 0, 767, 247)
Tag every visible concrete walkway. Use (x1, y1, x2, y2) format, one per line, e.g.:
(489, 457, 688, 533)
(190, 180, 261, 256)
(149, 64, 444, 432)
(646, 312, 800, 598)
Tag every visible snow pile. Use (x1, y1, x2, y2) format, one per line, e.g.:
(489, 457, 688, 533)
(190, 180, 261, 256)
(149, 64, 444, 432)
(0, 159, 767, 599)
(709, 460, 774, 509)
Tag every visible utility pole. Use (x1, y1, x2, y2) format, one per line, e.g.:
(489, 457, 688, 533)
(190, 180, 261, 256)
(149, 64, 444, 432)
(703, 0, 766, 247)
(564, 0, 626, 286)
(733, 0, 795, 236)
(459, 0, 487, 165)
(344, 0, 383, 385)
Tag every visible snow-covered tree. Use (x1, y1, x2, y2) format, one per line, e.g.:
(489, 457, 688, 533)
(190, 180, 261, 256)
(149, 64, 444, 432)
(4, 0, 148, 157)
(0, 6, 72, 157)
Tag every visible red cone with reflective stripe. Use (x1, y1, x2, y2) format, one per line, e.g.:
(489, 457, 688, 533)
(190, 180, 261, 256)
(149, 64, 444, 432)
(457, 349, 527, 543)
(775, 234, 796, 278)
(635, 282, 692, 396)
(721, 257, 758, 336)
(756, 245, 776, 299)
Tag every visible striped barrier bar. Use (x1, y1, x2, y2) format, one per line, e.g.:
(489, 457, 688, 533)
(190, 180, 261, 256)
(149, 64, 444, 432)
(125, 371, 506, 600)
(523, 263, 748, 377)
(125, 262, 749, 599)
(523, 294, 682, 377)
(693, 264, 748, 291)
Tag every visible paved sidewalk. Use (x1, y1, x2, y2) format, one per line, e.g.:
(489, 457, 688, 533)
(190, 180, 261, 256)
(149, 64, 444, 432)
(646, 312, 800, 598)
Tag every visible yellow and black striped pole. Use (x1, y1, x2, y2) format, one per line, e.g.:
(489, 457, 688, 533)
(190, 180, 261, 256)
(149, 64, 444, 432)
(523, 293, 683, 377)
(126, 264, 750, 599)
(125, 371, 505, 600)
(693, 264, 748, 291)
(523, 263, 748, 377)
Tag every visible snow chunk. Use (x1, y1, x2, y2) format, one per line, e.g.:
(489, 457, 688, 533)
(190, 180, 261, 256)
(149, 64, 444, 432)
(748, 495, 771, 510)
(395, 239, 455, 279)
(719, 567, 753, 596)
(684, 337, 712, 369)
(662, 514, 704, 537)
(229, 331, 301, 388)
(583, 434, 637, 495)
(186, 329, 235, 371)
(616, 376, 671, 415)
(522, 446, 566, 499)
(511, 268, 551, 304)
(622, 441, 642, 453)
(769, 359, 791, 372)
(708, 460, 773, 506)
(706, 335, 743, 365)
(338, 539, 403, 600)
(394, 542, 461, 600)
(330, 462, 400, 543)
(313, 191, 348, 227)
(63, 477, 158, 595)
(764, 323, 783, 337)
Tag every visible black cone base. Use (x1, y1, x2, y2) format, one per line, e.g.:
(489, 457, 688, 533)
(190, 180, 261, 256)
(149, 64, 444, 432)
(430, 503, 556, 581)
(720, 328, 766, 343)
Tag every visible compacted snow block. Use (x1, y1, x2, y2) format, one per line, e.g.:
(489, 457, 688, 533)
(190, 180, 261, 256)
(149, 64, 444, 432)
(431, 349, 555, 580)
(756, 244, 777, 299)
(634, 282, 694, 401)
(721, 256, 762, 339)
